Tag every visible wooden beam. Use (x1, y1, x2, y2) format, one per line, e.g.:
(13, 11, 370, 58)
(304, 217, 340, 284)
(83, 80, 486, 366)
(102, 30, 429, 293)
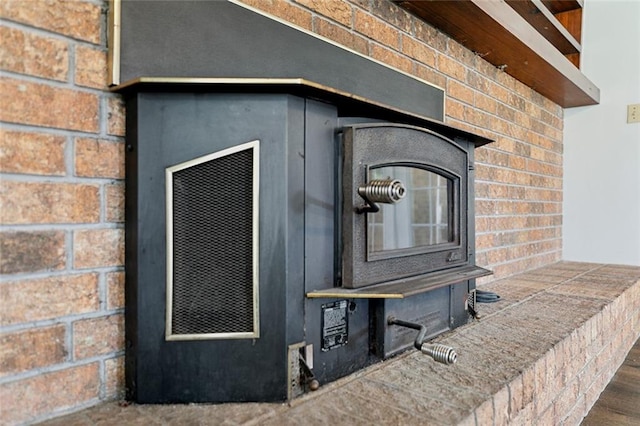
(397, 0, 599, 107)
(506, 0, 581, 55)
(542, 0, 583, 15)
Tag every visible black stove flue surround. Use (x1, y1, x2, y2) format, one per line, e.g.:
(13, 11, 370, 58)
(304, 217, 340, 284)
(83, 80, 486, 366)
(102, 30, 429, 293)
(114, 0, 492, 403)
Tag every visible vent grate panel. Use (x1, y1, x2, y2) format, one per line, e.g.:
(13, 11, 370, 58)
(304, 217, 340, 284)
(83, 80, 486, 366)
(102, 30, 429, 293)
(170, 148, 255, 336)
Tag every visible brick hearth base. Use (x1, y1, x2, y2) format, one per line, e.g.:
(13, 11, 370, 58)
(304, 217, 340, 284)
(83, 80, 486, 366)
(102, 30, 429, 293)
(41, 261, 640, 425)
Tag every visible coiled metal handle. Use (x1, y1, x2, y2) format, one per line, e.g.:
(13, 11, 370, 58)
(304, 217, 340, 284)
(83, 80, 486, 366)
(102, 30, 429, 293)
(387, 317, 458, 365)
(420, 344, 458, 365)
(358, 179, 406, 204)
(356, 179, 406, 213)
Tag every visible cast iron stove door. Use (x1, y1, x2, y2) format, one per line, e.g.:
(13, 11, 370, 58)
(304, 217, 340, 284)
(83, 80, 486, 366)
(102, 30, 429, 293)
(341, 123, 470, 289)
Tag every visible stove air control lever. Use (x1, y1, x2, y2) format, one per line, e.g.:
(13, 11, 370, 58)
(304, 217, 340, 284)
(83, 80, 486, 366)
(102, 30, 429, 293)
(387, 317, 457, 365)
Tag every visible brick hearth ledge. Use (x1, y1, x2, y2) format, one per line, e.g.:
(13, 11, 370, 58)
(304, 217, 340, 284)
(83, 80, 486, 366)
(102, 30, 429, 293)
(42, 261, 640, 425)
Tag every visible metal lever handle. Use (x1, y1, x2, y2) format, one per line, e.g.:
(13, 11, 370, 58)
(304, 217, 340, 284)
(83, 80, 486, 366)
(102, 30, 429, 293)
(299, 354, 320, 391)
(420, 343, 457, 365)
(387, 316, 458, 365)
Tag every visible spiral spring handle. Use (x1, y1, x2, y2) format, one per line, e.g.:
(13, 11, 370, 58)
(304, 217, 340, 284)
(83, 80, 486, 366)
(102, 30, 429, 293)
(420, 344, 458, 365)
(358, 179, 406, 204)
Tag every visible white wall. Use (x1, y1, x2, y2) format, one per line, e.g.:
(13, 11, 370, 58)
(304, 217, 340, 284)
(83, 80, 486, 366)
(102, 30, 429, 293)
(564, 0, 640, 265)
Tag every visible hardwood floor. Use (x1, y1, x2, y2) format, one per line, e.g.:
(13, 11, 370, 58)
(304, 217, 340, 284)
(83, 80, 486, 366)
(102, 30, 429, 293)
(582, 337, 640, 425)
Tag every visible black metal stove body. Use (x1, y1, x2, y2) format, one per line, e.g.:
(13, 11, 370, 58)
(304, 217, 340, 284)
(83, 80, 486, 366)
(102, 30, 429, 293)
(115, 0, 493, 405)
(125, 93, 491, 403)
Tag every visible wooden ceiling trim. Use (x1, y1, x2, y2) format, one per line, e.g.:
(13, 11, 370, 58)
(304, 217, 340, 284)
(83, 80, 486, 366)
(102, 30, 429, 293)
(542, 0, 583, 15)
(506, 0, 581, 55)
(395, 0, 599, 107)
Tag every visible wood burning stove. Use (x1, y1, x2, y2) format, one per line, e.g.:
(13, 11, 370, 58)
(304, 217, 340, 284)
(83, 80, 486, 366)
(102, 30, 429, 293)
(112, 0, 493, 404)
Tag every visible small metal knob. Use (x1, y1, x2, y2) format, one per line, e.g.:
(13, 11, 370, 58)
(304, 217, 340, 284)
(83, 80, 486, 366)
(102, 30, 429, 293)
(420, 343, 458, 365)
(308, 378, 320, 391)
(356, 178, 406, 213)
(358, 179, 406, 204)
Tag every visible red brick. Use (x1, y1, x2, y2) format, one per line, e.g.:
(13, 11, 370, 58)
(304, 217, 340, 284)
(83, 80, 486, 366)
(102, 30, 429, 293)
(473, 55, 497, 77)
(0, 362, 100, 425)
(487, 80, 511, 104)
(354, 9, 399, 49)
(447, 80, 474, 105)
(522, 366, 535, 408)
(0, 77, 99, 132)
(297, 0, 352, 27)
(0, 129, 66, 176)
(349, 0, 370, 9)
(0, 274, 99, 326)
(369, 43, 412, 74)
(107, 96, 126, 137)
(73, 228, 124, 269)
(0, 325, 67, 377)
(467, 70, 491, 92)
(515, 111, 532, 129)
(525, 100, 544, 119)
(476, 234, 494, 250)
(487, 148, 511, 167)
(105, 356, 125, 398)
(445, 98, 465, 121)
(496, 68, 517, 92)
(526, 159, 562, 177)
(370, 0, 413, 34)
(75, 138, 125, 179)
(75, 45, 107, 89)
(508, 155, 527, 170)
(0, 231, 65, 274)
(463, 105, 492, 128)
(533, 357, 549, 413)
(526, 188, 562, 202)
(561, 395, 586, 426)
(0, 180, 100, 224)
(438, 55, 466, 81)
(497, 103, 517, 122)
(315, 18, 368, 55)
(413, 19, 447, 52)
(457, 413, 475, 426)
(105, 183, 125, 223)
(401, 35, 437, 67)
(512, 403, 535, 425)
(475, 92, 498, 114)
(543, 150, 561, 167)
(491, 137, 518, 154)
(0, 25, 68, 81)
(494, 386, 510, 425)
(0, 0, 102, 44)
(242, 0, 312, 30)
(414, 63, 446, 89)
(107, 271, 125, 310)
(73, 314, 124, 360)
(474, 398, 494, 425)
(448, 39, 477, 68)
(536, 404, 556, 426)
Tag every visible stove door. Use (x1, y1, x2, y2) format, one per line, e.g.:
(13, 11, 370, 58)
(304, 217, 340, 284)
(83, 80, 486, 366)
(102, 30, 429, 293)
(341, 123, 470, 289)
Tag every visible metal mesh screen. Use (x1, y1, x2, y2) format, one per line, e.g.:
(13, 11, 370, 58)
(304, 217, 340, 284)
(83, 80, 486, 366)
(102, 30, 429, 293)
(170, 147, 255, 336)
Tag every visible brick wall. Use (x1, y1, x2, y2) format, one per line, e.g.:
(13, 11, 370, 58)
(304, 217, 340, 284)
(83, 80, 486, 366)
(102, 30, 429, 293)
(0, 0, 562, 423)
(0, 1, 125, 424)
